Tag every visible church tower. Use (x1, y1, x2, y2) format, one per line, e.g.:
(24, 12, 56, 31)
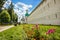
(25, 10, 29, 23)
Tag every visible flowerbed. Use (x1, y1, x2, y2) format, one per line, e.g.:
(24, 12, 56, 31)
(0, 24, 60, 40)
(23, 24, 60, 40)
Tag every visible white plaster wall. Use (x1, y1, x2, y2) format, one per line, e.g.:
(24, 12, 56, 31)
(27, 0, 60, 25)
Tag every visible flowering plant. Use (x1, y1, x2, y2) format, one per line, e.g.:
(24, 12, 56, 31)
(46, 28, 56, 40)
(46, 28, 55, 34)
(32, 24, 40, 40)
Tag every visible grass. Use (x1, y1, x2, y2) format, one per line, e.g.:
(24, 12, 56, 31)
(0, 25, 27, 40)
(0, 24, 60, 40)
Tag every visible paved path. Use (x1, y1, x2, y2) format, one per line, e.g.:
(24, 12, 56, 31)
(0, 25, 14, 32)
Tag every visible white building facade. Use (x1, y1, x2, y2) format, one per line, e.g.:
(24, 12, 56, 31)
(27, 0, 60, 25)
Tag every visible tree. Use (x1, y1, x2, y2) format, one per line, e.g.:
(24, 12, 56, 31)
(0, 0, 7, 8)
(0, 10, 11, 24)
(8, 2, 18, 23)
(12, 13, 18, 23)
(8, 2, 14, 21)
(0, 0, 7, 12)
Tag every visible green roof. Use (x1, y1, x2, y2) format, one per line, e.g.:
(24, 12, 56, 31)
(25, 13, 29, 17)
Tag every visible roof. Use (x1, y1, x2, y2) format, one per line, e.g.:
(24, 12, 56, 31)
(25, 13, 29, 17)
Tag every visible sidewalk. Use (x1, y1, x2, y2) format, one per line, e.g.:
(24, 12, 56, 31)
(0, 25, 14, 32)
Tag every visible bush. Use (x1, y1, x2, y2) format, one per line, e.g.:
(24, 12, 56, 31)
(0, 10, 11, 24)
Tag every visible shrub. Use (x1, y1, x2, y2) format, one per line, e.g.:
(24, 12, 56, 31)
(0, 10, 11, 24)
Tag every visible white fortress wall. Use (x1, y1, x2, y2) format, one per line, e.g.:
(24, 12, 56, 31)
(27, 0, 60, 25)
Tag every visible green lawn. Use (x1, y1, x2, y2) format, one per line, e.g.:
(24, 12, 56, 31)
(0, 25, 27, 40)
(0, 24, 60, 40)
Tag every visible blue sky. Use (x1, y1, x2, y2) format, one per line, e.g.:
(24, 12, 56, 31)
(3, 0, 42, 15)
(3, 0, 42, 22)
(12, 0, 42, 13)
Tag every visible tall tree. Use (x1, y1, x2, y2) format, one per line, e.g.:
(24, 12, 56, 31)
(8, 2, 18, 23)
(0, 0, 7, 12)
(8, 2, 14, 21)
(0, 0, 7, 8)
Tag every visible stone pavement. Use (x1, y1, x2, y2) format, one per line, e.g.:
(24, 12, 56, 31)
(0, 25, 14, 32)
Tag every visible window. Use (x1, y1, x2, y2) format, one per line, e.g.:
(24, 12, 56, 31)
(57, 12, 60, 19)
(55, 14, 57, 18)
(47, 3, 49, 7)
(54, 0, 56, 4)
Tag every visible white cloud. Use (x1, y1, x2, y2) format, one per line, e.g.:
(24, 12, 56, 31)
(29, 5, 32, 8)
(3, 1, 33, 22)
(13, 2, 33, 22)
(14, 2, 32, 10)
(3, 1, 32, 15)
(14, 2, 33, 17)
(3, 0, 11, 8)
(6, 0, 11, 4)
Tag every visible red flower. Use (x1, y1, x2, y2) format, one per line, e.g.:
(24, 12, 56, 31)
(46, 28, 55, 34)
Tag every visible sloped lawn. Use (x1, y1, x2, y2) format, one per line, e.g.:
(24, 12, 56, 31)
(0, 25, 27, 40)
(0, 24, 60, 40)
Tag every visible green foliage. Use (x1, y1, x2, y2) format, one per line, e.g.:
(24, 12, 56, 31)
(0, 25, 27, 40)
(8, 2, 14, 20)
(7, 2, 18, 23)
(0, 0, 7, 8)
(0, 24, 60, 40)
(33, 30, 40, 39)
(23, 24, 60, 40)
(0, 10, 11, 23)
(12, 13, 18, 22)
